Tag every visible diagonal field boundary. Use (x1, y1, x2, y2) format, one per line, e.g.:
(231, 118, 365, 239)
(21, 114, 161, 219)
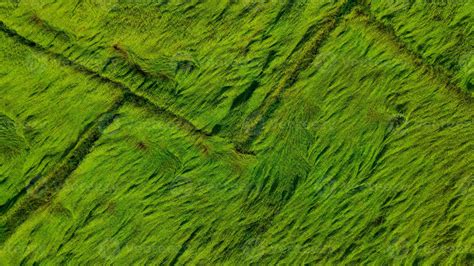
(241, 0, 359, 149)
(241, 1, 471, 151)
(0, 19, 254, 243)
(353, 5, 472, 103)
(0, 0, 471, 247)
(0, 95, 125, 244)
(0, 20, 210, 139)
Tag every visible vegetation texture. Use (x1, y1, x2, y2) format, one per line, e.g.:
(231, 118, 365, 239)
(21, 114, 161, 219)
(0, 0, 473, 264)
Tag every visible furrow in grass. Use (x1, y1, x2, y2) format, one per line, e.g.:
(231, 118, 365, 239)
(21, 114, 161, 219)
(0, 20, 256, 156)
(0, 21, 253, 155)
(0, 20, 210, 140)
(360, 0, 473, 94)
(1, 1, 348, 137)
(0, 105, 105, 216)
(354, 6, 472, 101)
(241, 0, 359, 150)
(214, 1, 361, 246)
(0, 28, 123, 217)
(0, 96, 125, 244)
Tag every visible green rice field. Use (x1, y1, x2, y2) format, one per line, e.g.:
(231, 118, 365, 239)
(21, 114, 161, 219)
(0, 0, 473, 264)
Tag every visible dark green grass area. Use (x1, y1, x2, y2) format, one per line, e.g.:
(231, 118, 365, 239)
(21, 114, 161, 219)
(365, 0, 473, 91)
(0, 0, 473, 264)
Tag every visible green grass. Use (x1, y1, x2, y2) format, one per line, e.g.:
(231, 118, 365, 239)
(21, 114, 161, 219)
(0, 0, 473, 264)
(366, 0, 473, 92)
(0, 0, 347, 132)
(0, 113, 26, 161)
(0, 31, 121, 209)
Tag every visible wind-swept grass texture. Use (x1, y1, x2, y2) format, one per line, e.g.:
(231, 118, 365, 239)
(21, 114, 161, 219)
(0, 0, 473, 264)
(0, 30, 121, 211)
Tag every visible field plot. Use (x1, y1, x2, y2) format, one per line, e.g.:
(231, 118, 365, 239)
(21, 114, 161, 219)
(243, 12, 473, 264)
(0, 103, 257, 264)
(0, 0, 473, 264)
(0, 0, 346, 132)
(0, 30, 121, 212)
(366, 0, 473, 92)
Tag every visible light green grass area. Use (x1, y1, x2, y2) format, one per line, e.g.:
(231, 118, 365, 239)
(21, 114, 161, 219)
(0, 103, 257, 264)
(0, 0, 473, 264)
(0, 31, 120, 209)
(0, 0, 347, 132)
